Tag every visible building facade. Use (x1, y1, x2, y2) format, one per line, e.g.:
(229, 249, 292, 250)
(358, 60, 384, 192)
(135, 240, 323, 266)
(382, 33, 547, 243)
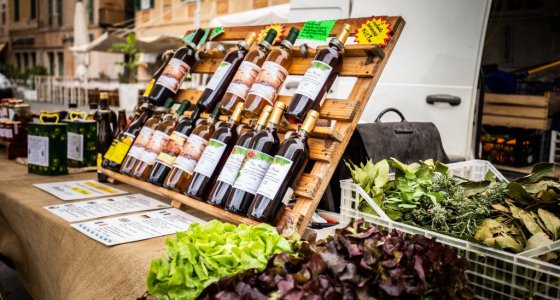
(1, 0, 132, 78)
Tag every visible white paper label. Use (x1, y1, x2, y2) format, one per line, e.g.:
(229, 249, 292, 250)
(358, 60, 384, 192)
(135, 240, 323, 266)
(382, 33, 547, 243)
(0, 128, 4, 138)
(28, 135, 49, 167)
(232, 150, 273, 195)
(193, 139, 227, 178)
(247, 61, 288, 104)
(173, 134, 208, 174)
(155, 58, 191, 93)
(294, 60, 332, 100)
(127, 127, 155, 159)
(226, 61, 261, 99)
(206, 61, 232, 90)
(5, 127, 12, 139)
(256, 156, 293, 199)
(217, 145, 248, 185)
(139, 130, 170, 165)
(67, 132, 84, 162)
(281, 187, 294, 205)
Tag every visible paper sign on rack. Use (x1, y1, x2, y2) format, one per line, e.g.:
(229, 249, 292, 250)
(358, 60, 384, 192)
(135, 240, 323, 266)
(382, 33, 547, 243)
(44, 194, 170, 222)
(71, 208, 205, 246)
(298, 20, 336, 42)
(34, 180, 128, 201)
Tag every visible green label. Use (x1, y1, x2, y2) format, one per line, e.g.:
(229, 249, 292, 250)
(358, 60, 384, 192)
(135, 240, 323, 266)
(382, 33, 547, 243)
(298, 20, 336, 41)
(210, 26, 224, 40)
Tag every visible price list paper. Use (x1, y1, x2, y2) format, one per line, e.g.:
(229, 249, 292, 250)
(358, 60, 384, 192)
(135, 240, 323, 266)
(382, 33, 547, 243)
(34, 180, 128, 201)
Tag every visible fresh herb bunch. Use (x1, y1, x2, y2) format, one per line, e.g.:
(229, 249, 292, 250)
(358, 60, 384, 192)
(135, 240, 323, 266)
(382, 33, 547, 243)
(199, 219, 473, 300)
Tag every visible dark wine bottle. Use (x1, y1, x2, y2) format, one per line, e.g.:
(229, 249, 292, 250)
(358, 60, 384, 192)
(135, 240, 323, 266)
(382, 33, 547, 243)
(285, 24, 353, 124)
(97, 110, 114, 182)
(147, 107, 202, 186)
(185, 102, 244, 200)
(94, 92, 118, 131)
(119, 99, 173, 175)
(196, 32, 257, 112)
(101, 102, 154, 171)
(163, 106, 219, 192)
(217, 29, 277, 115)
(242, 27, 299, 119)
(132, 101, 190, 180)
(248, 110, 319, 223)
(148, 29, 205, 107)
(224, 101, 285, 214)
(114, 109, 127, 138)
(206, 104, 272, 207)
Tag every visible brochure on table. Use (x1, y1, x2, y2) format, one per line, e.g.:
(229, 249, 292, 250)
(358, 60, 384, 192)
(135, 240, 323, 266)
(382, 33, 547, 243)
(71, 208, 205, 246)
(34, 180, 128, 201)
(44, 194, 171, 222)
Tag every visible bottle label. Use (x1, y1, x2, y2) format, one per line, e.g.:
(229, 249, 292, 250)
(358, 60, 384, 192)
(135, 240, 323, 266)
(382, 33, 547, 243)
(139, 130, 170, 165)
(5, 127, 12, 139)
(104, 133, 135, 164)
(256, 156, 293, 200)
(232, 150, 273, 195)
(193, 139, 227, 178)
(97, 153, 102, 167)
(217, 145, 248, 185)
(247, 61, 288, 105)
(206, 61, 232, 90)
(67, 132, 84, 162)
(28, 135, 49, 167)
(155, 58, 191, 93)
(294, 60, 333, 100)
(282, 187, 294, 205)
(156, 131, 187, 167)
(143, 79, 155, 97)
(127, 127, 155, 159)
(226, 61, 261, 100)
(173, 134, 208, 174)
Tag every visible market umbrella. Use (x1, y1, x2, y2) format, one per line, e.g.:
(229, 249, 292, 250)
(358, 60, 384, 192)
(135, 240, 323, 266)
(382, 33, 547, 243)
(74, 0, 89, 81)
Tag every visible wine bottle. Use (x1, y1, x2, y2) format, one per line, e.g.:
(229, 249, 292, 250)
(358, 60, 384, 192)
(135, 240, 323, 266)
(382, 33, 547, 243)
(196, 32, 258, 112)
(207, 104, 273, 207)
(185, 102, 245, 200)
(114, 109, 128, 138)
(285, 24, 353, 124)
(248, 110, 319, 223)
(218, 29, 277, 115)
(94, 92, 118, 131)
(147, 107, 202, 186)
(224, 101, 285, 214)
(163, 106, 219, 192)
(86, 103, 98, 121)
(119, 99, 173, 175)
(101, 102, 154, 171)
(242, 27, 299, 119)
(148, 29, 205, 107)
(97, 110, 114, 182)
(132, 101, 190, 180)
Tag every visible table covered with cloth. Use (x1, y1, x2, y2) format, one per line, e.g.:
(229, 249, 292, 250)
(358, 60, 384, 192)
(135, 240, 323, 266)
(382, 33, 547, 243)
(0, 153, 211, 299)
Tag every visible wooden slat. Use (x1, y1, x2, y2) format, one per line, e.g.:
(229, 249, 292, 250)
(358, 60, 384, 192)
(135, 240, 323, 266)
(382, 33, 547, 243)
(100, 168, 259, 225)
(482, 115, 550, 130)
(204, 44, 386, 59)
(192, 56, 376, 77)
(484, 104, 547, 118)
(284, 124, 343, 142)
(484, 93, 548, 107)
(293, 173, 320, 199)
(277, 134, 338, 162)
(178, 90, 359, 121)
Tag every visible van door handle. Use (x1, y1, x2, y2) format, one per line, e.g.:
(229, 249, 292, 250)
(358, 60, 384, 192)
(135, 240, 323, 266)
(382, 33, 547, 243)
(426, 94, 461, 106)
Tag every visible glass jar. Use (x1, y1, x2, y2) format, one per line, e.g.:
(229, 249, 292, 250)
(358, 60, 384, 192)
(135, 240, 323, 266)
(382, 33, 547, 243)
(0, 99, 10, 119)
(3, 121, 13, 142)
(8, 99, 23, 120)
(13, 104, 32, 141)
(12, 121, 24, 141)
(0, 121, 5, 141)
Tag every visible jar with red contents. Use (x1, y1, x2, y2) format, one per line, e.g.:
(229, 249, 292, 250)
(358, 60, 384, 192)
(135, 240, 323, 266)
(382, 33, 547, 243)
(12, 104, 32, 141)
(0, 121, 5, 141)
(3, 121, 14, 142)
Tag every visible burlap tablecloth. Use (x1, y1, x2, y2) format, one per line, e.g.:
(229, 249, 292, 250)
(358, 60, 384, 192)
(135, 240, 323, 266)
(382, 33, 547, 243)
(0, 153, 212, 299)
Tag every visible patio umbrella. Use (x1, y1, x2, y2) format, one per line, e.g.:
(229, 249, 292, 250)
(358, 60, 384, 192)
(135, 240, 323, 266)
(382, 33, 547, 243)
(74, 0, 89, 81)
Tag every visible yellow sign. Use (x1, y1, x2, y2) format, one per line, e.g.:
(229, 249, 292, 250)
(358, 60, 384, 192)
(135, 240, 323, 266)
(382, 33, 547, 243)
(355, 17, 392, 46)
(257, 24, 284, 44)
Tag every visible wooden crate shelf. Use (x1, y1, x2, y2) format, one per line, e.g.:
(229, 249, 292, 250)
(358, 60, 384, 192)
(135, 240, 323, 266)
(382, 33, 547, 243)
(483, 92, 560, 130)
(104, 16, 405, 234)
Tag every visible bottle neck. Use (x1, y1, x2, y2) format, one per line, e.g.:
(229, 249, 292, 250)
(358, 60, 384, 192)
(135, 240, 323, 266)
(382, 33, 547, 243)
(329, 38, 344, 52)
(266, 121, 278, 131)
(254, 123, 265, 131)
(280, 42, 292, 53)
(99, 99, 109, 108)
(297, 128, 310, 140)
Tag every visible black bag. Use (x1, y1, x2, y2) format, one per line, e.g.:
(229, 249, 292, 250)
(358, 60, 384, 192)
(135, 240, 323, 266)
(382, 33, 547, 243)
(322, 108, 449, 211)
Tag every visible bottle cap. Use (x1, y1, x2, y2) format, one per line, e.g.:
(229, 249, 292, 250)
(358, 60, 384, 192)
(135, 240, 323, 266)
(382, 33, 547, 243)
(163, 98, 175, 108)
(230, 102, 244, 122)
(260, 29, 277, 49)
(256, 105, 273, 127)
(301, 110, 319, 133)
(269, 101, 287, 125)
(190, 29, 206, 46)
(284, 27, 300, 46)
(99, 92, 109, 100)
(177, 101, 191, 115)
(210, 105, 220, 119)
(336, 24, 353, 45)
(68, 103, 78, 109)
(240, 32, 258, 50)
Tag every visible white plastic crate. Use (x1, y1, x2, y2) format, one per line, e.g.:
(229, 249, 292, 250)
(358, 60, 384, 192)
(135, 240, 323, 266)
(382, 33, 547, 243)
(340, 160, 560, 299)
(447, 159, 509, 182)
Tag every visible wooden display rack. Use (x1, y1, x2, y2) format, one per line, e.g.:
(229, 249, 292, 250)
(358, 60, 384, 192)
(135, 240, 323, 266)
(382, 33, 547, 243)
(101, 17, 405, 234)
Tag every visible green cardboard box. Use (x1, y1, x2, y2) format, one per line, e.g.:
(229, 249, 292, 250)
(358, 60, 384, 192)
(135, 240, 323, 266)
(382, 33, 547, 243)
(65, 120, 97, 168)
(27, 122, 68, 176)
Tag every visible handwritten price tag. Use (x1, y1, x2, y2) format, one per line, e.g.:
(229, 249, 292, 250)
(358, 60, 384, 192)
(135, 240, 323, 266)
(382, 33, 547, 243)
(355, 17, 392, 46)
(298, 20, 336, 42)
